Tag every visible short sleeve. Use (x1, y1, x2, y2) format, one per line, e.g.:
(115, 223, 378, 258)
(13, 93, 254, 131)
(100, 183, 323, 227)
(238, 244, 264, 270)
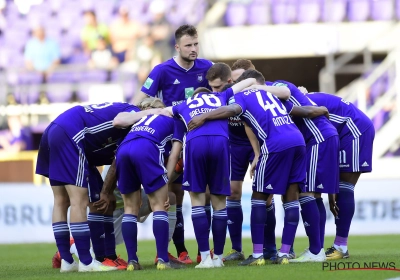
(141, 65, 163, 97)
(172, 118, 186, 143)
(282, 100, 294, 114)
(126, 105, 140, 113)
(229, 93, 246, 116)
(221, 88, 234, 104)
(172, 104, 181, 117)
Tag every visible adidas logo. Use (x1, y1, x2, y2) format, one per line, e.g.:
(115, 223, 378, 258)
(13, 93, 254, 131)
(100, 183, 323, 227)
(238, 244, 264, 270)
(303, 222, 310, 227)
(362, 161, 369, 167)
(227, 220, 233, 225)
(317, 184, 324, 189)
(266, 184, 273, 190)
(100, 233, 105, 238)
(173, 79, 180, 84)
(176, 223, 183, 228)
(182, 181, 190, 187)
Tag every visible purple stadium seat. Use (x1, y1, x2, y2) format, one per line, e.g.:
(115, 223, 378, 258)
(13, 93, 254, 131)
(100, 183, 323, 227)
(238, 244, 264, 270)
(47, 71, 78, 83)
(81, 70, 108, 83)
(247, 1, 271, 25)
(225, 3, 248, 26)
(348, 0, 370, 21)
(322, 0, 347, 22)
(297, 0, 321, 23)
(397, 0, 400, 19)
(18, 72, 43, 85)
(111, 70, 138, 102)
(76, 83, 92, 102)
(371, 0, 393, 21)
(271, 0, 297, 24)
(46, 83, 74, 103)
(13, 85, 41, 104)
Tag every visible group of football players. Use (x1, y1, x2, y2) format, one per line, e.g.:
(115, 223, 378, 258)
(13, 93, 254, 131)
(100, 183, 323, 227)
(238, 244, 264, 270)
(36, 24, 375, 272)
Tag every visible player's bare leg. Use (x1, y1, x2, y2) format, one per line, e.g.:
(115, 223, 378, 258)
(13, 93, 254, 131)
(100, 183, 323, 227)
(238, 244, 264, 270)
(51, 186, 76, 271)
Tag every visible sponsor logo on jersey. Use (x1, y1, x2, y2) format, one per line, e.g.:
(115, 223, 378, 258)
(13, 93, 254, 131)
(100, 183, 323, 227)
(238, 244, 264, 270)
(185, 87, 194, 99)
(143, 77, 154, 89)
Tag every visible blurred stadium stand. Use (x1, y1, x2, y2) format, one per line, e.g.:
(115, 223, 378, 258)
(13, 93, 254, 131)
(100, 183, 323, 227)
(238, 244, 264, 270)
(0, 0, 400, 183)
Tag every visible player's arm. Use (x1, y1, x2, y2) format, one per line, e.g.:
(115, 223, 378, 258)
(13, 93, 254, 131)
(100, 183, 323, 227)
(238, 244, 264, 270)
(132, 91, 150, 106)
(93, 159, 117, 212)
(113, 108, 169, 128)
(244, 122, 260, 179)
(187, 104, 242, 131)
(243, 84, 291, 100)
(290, 106, 329, 119)
(231, 78, 257, 94)
(166, 140, 183, 183)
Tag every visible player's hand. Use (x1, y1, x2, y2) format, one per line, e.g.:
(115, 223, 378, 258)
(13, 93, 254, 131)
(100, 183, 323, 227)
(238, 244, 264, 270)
(188, 115, 206, 131)
(250, 155, 259, 179)
(94, 192, 115, 213)
(328, 194, 339, 217)
(164, 197, 170, 211)
(320, 106, 329, 119)
(298, 86, 308, 94)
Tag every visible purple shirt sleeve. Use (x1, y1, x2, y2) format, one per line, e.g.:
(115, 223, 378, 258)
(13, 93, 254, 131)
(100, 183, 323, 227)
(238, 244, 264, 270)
(222, 88, 234, 104)
(172, 104, 180, 117)
(140, 65, 163, 97)
(172, 118, 186, 143)
(229, 93, 246, 116)
(282, 100, 294, 114)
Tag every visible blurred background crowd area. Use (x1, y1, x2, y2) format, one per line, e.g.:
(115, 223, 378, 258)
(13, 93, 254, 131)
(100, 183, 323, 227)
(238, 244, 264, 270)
(0, 0, 399, 159)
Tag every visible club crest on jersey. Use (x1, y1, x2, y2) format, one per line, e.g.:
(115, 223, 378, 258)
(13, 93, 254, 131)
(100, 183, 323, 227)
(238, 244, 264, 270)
(197, 74, 203, 82)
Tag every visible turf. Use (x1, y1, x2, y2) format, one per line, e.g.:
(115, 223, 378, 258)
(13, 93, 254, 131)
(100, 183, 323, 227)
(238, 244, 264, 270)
(1, 235, 399, 280)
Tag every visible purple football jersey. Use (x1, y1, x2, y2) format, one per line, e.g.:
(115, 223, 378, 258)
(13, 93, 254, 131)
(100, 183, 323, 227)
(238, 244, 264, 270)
(141, 58, 213, 106)
(272, 80, 338, 144)
(231, 89, 305, 152)
(172, 88, 233, 142)
(306, 92, 373, 137)
(52, 102, 139, 165)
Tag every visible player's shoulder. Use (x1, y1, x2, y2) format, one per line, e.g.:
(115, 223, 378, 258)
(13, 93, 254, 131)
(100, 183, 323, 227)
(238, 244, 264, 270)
(195, 58, 214, 69)
(151, 58, 176, 72)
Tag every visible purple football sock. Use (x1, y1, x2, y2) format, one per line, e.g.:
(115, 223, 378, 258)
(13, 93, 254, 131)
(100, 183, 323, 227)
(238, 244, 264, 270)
(335, 182, 355, 244)
(122, 214, 138, 262)
(87, 213, 105, 261)
(191, 206, 209, 253)
(52, 222, 74, 264)
(264, 199, 276, 251)
(281, 201, 299, 254)
(299, 196, 321, 255)
(212, 208, 228, 256)
(251, 199, 267, 255)
(315, 198, 326, 248)
(153, 211, 169, 263)
(70, 222, 92, 265)
(103, 215, 117, 258)
(227, 199, 243, 252)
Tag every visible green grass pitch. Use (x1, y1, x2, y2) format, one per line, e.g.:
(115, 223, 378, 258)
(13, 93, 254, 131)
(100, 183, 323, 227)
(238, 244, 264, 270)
(1, 235, 399, 280)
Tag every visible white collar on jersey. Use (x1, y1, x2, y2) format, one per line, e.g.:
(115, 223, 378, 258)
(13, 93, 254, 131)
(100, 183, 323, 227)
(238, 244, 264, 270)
(173, 56, 195, 72)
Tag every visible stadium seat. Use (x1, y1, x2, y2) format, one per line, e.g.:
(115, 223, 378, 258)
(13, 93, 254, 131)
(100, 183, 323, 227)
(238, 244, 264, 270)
(46, 83, 74, 103)
(271, 0, 297, 24)
(47, 71, 78, 83)
(247, 1, 271, 25)
(13, 85, 41, 104)
(348, 0, 370, 21)
(321, 0, 347, 22)
(225, 3, 248, 26)
(81, 70, 108, 83)
(371, 0, 394, 21)
(76, 83, 93, 102)
(297, 0, 321, 23)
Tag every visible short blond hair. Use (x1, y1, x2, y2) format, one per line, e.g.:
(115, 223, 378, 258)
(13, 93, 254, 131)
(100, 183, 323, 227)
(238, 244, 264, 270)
(139, 97, 165, 110)
(193, 87, 212, 96)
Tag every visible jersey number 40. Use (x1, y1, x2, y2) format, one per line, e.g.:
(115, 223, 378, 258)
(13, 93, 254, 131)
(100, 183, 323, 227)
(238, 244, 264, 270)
(256, 91, 287, 116)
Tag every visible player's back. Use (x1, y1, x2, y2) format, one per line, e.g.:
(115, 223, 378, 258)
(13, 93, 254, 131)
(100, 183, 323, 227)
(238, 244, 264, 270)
(53, 102, 138, 164)
(307, 92, 373, 138)
(233, 89, 305, 153)
(141, 58, 213, 106)
(121, 114, 177, 148)
(173, 89, 233, 142)
(272, 80, 338, 144)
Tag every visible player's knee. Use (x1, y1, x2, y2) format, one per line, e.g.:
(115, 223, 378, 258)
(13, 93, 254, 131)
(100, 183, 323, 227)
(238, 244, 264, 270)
(54, 195, 70, 210)
(210, 195, 227, 211)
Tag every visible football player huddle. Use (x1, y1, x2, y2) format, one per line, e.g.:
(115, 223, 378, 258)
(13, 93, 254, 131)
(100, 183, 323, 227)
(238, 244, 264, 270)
(36, 24, 375, 272)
